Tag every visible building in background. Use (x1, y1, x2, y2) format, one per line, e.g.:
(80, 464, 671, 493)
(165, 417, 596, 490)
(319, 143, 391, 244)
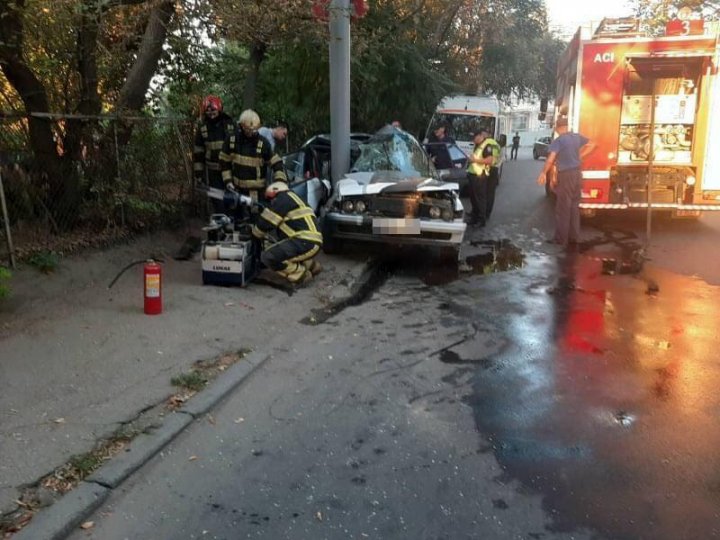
(500, 98, 554, 147)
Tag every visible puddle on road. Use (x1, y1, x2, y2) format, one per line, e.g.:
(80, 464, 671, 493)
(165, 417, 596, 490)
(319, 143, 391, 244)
(419, 240, 526, 286)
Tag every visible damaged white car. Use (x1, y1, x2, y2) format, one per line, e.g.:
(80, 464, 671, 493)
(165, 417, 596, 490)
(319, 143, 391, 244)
(322, 126, 466, 258)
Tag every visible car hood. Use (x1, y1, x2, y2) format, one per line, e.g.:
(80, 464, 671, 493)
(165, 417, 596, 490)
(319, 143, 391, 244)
(337, 172, 458, 196)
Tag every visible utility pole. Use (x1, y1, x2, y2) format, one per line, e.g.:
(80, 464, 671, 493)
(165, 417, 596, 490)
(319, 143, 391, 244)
(329, 0, 351, 186)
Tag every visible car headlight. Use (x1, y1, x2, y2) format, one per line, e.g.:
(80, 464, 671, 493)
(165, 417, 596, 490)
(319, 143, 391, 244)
(686, 175, 696, 186)
(342, 200, 355, 213)
(355, 200, 367, 213)
(429, 206, 442, 219)
(441, 208, 453, 221)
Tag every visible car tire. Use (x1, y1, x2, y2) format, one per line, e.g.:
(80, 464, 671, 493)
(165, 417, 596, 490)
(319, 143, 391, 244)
(533, 150, 539, 160)
(437, 247, 460, 265)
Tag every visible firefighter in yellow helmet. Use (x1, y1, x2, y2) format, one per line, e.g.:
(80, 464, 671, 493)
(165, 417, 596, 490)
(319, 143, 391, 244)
(252, 182, 323, 285)
(219, 109, 287, 207)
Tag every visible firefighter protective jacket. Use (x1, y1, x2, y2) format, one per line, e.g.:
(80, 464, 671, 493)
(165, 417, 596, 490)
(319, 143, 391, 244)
(219, 129, 287, 192)
(252, 191, 323, 245)
(192, 113, 234, 178)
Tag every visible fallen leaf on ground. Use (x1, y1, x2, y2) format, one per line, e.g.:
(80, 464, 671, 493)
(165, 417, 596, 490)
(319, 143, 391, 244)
(80, 521, 95, 529)
(315, 511, 323, 522)
(224, 302, 235, 307)
(234, 417, 245, 424)
(189, 455, 199, 461)
(53, 418, 66, 424)
(207, 415, 216, 425)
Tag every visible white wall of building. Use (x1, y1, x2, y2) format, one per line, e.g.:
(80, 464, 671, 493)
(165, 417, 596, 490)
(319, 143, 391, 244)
(501, 98, 554, 146)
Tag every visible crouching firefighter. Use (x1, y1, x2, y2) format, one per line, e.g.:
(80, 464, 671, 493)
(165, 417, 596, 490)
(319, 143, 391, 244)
(252, 182, 323, 285)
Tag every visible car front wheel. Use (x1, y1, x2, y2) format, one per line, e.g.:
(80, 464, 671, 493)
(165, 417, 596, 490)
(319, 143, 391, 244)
(533, 149, 539, 160)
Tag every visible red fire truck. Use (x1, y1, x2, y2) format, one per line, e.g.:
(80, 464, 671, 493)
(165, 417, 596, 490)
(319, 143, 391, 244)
(554, 17, 720, 217)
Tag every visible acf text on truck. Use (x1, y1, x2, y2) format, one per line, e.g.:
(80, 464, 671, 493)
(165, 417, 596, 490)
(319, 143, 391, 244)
(554, 16, 720, 217)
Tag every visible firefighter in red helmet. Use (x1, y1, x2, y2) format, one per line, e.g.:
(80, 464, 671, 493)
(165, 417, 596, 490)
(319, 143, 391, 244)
(193, 95, 234, 211)
(251, 182, 323, 285)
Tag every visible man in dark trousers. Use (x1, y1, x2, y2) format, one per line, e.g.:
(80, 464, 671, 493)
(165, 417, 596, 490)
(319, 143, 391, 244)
(465, 128, 500, 226)
(536, 117, 596, 246)
(192, 95, 234, 211)
(511, 131, 520, 160)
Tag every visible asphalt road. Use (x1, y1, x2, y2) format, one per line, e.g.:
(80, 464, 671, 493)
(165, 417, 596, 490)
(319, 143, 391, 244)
(69, 150, 720, 540)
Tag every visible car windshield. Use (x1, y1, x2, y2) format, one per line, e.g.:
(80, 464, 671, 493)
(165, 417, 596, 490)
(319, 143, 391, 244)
(428, 113, 496, 142)
(351, 128, 434, 180)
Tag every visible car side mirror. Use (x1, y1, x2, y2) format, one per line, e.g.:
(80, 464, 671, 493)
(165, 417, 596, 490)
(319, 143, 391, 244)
(497, 134, 507, 148)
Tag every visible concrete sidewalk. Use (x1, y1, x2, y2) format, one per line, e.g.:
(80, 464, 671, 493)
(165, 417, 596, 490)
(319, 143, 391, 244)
(0, 229, 367, 521)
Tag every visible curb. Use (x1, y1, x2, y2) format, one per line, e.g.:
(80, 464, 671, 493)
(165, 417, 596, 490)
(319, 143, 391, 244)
(87, 413, 193, 489)
(13, 483, 108, 540)
(13, 352, 271, 540)
(180, 353, 269, 418)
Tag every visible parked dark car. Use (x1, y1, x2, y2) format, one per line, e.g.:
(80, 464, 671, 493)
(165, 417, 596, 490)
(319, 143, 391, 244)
(533, 136, 552, 160)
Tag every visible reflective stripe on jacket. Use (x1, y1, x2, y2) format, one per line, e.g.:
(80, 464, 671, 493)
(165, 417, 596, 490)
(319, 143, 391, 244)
(467, 138, 501, 176)
(219, 129, 287, 191)
(192, 113, 234, 176)
(252, 191, 322, 245)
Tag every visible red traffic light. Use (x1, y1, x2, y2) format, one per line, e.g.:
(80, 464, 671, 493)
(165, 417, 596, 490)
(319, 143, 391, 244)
(312, 0, 368, 22)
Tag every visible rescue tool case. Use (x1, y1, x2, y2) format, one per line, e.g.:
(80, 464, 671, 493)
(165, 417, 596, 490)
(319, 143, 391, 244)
(201, 236, 258, 287)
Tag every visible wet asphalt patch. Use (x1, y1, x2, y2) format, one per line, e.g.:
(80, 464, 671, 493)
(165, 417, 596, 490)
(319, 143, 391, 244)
(302, 241, 526, 325)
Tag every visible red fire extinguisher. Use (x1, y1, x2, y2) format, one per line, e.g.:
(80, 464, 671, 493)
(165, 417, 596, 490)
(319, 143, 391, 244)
(143, 259, 162, 315)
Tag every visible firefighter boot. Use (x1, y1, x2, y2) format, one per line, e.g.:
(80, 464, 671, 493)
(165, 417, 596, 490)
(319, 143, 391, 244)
(303, 259, 323, 277)
(278, 261, 312, 285)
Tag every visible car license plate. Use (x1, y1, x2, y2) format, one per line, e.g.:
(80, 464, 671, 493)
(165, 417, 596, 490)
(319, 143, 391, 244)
(673, 209, 701, 218)
(372, 218, 421, 235)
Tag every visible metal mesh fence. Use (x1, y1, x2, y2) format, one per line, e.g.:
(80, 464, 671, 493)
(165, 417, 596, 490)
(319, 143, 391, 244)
(0, 114, 197, 264)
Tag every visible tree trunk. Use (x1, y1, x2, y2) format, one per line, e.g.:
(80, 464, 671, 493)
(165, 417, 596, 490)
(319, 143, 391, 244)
(0, 0, 80, 226)
(116, 0, 175, 112)
(243, 41, 267, 110)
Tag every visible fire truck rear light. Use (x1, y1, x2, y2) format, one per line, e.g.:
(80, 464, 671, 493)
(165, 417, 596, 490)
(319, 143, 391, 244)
(581, 189, 603, 199)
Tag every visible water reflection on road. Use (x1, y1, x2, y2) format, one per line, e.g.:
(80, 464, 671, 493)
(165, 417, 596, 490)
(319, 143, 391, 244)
(453, 246, 720, 539)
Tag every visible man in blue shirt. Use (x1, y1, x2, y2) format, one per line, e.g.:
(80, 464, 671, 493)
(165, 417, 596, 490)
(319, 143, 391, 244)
(536, 117, 596, 246)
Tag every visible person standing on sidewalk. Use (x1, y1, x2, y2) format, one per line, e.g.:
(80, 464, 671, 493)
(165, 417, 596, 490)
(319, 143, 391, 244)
(511, 132, 520, 160)
(536, 117, 596, 246)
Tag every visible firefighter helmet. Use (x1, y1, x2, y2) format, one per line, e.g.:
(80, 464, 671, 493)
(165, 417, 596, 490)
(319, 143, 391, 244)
(202, 95, 223, 113)
(265, 181, 289, 200)
(239, 109, 261, 131)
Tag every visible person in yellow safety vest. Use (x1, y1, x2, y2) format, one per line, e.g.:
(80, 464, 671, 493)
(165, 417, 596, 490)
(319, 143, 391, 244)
(252, 182, 323, 285)
(219, 109, 287, 209)
(193, 95, 234, 212)
(466, 128, 501, 226)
